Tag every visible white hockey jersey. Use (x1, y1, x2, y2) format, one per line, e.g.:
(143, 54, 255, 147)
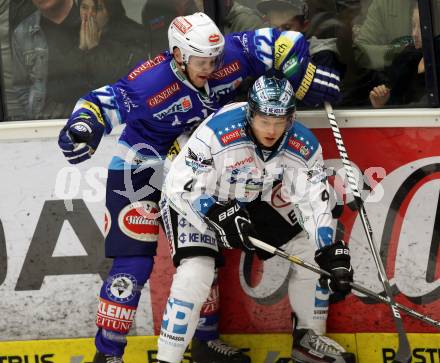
(162, 102, 335, 249)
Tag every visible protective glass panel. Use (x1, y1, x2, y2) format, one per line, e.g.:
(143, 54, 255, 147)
(432, 0, 440, 98)
(0, 0, 203, 121)
(220, 0, 431, 109)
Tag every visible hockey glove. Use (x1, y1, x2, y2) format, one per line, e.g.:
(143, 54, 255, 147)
(204, 200, 256, 251)
(295, 62, 341, 106)
(58, 116, 104, 164)
(314, 240, 353, 297)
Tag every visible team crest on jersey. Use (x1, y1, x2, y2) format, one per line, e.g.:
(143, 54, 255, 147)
(127, 54, 166, 81)
(307, 161, 327, 184)
(147, 82, 181, 108)
(185, 148, 213, 174)
(288, 136, 311, 159)
(152, 96, 192, 120)
(106, 273, 137, 303)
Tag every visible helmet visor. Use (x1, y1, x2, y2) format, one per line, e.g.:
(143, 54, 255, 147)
(187, 52, 224, 73)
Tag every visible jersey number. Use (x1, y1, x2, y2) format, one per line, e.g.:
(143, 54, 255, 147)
(184, 180, 193, 192)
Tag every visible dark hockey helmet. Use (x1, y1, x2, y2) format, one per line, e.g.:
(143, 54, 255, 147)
(247, 75, 296, 127)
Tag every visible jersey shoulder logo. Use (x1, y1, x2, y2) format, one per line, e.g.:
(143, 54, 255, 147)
(287, 135, 312, 159)
(286, 122, 319, 160)
(127, 54, 167, 81)
(185, 148, 213, 174)
(220, 128, 246, 145)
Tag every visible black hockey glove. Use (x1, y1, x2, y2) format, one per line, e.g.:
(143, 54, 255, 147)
(204, 200, 256, 251)
(315, 240, 353, 297)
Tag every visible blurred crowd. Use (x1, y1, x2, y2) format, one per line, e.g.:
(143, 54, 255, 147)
(0, 0, 431, 121)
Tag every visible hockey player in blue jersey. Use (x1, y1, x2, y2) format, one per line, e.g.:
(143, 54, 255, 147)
(158, 75, 355, 363)
(58, 12, 341, 363)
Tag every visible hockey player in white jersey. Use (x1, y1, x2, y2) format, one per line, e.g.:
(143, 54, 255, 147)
(157, 75, 356, 363)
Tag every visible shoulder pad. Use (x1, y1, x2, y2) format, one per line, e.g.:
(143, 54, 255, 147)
(285, 121, 319, 160)
(126, 54, 169, 82)
(206, 103, 248, 146)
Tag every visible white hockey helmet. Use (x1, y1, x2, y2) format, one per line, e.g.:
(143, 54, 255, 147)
(168, 12, 225, 65)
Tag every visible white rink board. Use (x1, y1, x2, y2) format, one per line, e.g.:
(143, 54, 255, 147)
(1, 114, 440, 341)
(0, 135, 154, 340)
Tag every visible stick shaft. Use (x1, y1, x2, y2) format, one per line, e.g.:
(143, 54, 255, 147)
(249, 237, 440, 330)
(324, 102, 411, 362)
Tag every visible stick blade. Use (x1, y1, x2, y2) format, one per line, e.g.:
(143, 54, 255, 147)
(395, 324, 412, 363)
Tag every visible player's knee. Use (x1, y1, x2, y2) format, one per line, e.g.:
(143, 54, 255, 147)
(98, 255, 154, 309)
(110, 255, 154, 285)
(172, 256, 216, 303)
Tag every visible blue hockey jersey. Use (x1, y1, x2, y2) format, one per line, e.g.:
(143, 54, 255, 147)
(68, 29, 340, 170)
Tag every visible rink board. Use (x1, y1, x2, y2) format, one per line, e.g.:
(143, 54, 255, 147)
(0, 333, 439, 363)
(1, 116, 440, 346)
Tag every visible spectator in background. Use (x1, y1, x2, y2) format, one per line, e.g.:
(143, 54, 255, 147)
(235, 0, 258, 9)
(338, 0, 415, 106)
(9, 0, 36, 32)
(12, 0, 87, 120)
(143, 0, 263, 47)
(193, 0, 204, 11)
(353, 0, 413, 70)
(295, 0, 351, 40)
(218, 0, 264, 33)
(223, 0, 344, 104)
(257, 0, 345, 75)
(0, 1, 37, 121)
(142, 0, 198, 58)
(369, 1, 425, 108)
(79, 0, 148, 89)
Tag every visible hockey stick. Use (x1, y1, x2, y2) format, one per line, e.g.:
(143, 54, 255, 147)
(323, 102, 411, 363)
(249, 236, 440, 330)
